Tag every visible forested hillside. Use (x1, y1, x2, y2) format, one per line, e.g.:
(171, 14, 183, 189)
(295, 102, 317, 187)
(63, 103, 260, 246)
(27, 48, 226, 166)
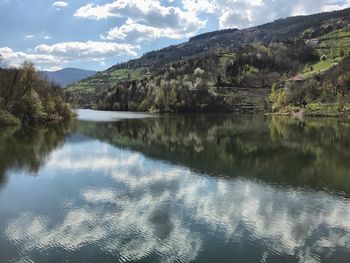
(66, 8, 350, 115)
(0, 61, 73, 126)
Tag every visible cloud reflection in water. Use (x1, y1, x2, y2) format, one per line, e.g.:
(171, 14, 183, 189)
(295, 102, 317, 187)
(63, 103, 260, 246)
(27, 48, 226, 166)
(5, 138, 350, 262)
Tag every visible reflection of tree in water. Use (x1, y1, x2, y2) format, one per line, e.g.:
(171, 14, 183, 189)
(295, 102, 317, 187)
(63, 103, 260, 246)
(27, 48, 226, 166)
(0, 121, 73, 188)
(77, 115, 350, 196)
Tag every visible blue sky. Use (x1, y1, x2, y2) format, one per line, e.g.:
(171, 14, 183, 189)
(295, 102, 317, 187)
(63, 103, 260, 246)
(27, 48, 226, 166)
(1, 0, 350, 71)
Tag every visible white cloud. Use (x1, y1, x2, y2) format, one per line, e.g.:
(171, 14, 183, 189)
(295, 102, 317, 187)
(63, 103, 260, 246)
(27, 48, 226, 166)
(0, 41, 139, 70)
(322, 1, 350, 12)
(181, 0, 216, 14)
(181, 0, 350, 29)
(218, 9, 251, 29)
(35, 40, 139, 57)
(0, 47, 62, 68)
(74, 0, 350, 44)
(75, 0, 206, 42)
(103, 18, 198, 42)
(44, 35, 52, 40)
(52, 1, 68, 10)
(74, 3, 113, 20)
(46, 66, 63, 72)
(292, 0, 350, 15)
(25, 35, 35, 39)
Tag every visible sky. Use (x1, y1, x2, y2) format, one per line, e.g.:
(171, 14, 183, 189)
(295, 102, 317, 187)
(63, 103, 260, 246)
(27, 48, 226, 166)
(0, 0, 350, 71)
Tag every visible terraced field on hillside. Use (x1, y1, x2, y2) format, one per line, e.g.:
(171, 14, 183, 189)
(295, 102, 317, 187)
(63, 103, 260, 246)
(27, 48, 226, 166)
(304, 29, 350, 75)
(66, 67, 150, 94)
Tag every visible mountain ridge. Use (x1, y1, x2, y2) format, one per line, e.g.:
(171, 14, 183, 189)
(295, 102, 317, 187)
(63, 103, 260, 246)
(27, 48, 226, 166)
(43, 68, 97, 87)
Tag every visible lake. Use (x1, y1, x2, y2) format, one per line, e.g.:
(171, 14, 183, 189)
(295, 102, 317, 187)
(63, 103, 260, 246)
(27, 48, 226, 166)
(1, 109, 350, 263)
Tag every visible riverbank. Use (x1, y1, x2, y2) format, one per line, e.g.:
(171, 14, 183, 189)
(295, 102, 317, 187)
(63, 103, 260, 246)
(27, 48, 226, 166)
(0, 109, 76, 127)
(85, 102, 350, 118)
(266, 102, 350, 118)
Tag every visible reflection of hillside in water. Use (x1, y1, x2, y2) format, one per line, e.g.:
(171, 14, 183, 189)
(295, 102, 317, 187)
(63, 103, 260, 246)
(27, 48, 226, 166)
(77, 115, 350, 196)
(6, 140, 350, 262)
(0, 122, 73, 189)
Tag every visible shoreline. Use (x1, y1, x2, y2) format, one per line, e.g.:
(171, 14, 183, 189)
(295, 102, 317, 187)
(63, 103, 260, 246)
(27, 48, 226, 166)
(77, 107, 350, 119)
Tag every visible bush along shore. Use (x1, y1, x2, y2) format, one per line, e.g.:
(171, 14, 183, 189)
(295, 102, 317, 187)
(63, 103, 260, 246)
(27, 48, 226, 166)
(0, 61, 74, 126)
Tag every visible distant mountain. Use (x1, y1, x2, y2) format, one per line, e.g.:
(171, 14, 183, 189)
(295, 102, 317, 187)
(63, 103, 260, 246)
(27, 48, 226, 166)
(42, 68, 97, 87)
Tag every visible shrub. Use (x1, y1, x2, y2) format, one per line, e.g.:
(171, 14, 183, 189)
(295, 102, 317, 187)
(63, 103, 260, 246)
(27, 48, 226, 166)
(128, 101, 138, 111)
(139, 99, 151, 111)
(0, 110, 21, 126)
(112, 102, 121, 111)
(269, 83, 287, 112)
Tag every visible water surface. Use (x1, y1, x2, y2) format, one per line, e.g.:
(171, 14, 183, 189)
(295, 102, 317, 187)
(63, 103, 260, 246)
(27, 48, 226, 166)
(1, 110, 350, 263)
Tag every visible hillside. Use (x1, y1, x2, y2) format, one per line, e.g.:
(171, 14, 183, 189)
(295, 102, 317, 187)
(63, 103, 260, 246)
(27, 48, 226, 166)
(43, 68, 97, 87)
(66, 8, 350, 114)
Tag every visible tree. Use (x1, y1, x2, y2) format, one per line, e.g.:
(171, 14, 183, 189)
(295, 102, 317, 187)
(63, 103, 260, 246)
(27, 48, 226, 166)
(13, 90, 46, 124)
(0, 69, 20, 112)
(286, 83, 307, 107)
(217, 74, 222, 86)
(138, 99, 148, 111)
(20, 61, 37, 94)
(155, 88, 166, 109)
(170, 85, 177, 106)
(194, 67, 204, 77)
(269, 83, 286, 111)
(0, 61, 72, 125)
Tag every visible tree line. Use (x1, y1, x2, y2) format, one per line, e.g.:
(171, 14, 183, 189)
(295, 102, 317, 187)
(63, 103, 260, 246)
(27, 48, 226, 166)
(0, 59, 73, 126)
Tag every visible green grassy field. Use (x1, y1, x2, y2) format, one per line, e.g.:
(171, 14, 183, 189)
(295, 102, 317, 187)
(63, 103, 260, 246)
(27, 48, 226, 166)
(305, 102, 350, 116)
(66, 68, 149, 94)
(304, 29, 350, 76)
(304, 57, 340, 75)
